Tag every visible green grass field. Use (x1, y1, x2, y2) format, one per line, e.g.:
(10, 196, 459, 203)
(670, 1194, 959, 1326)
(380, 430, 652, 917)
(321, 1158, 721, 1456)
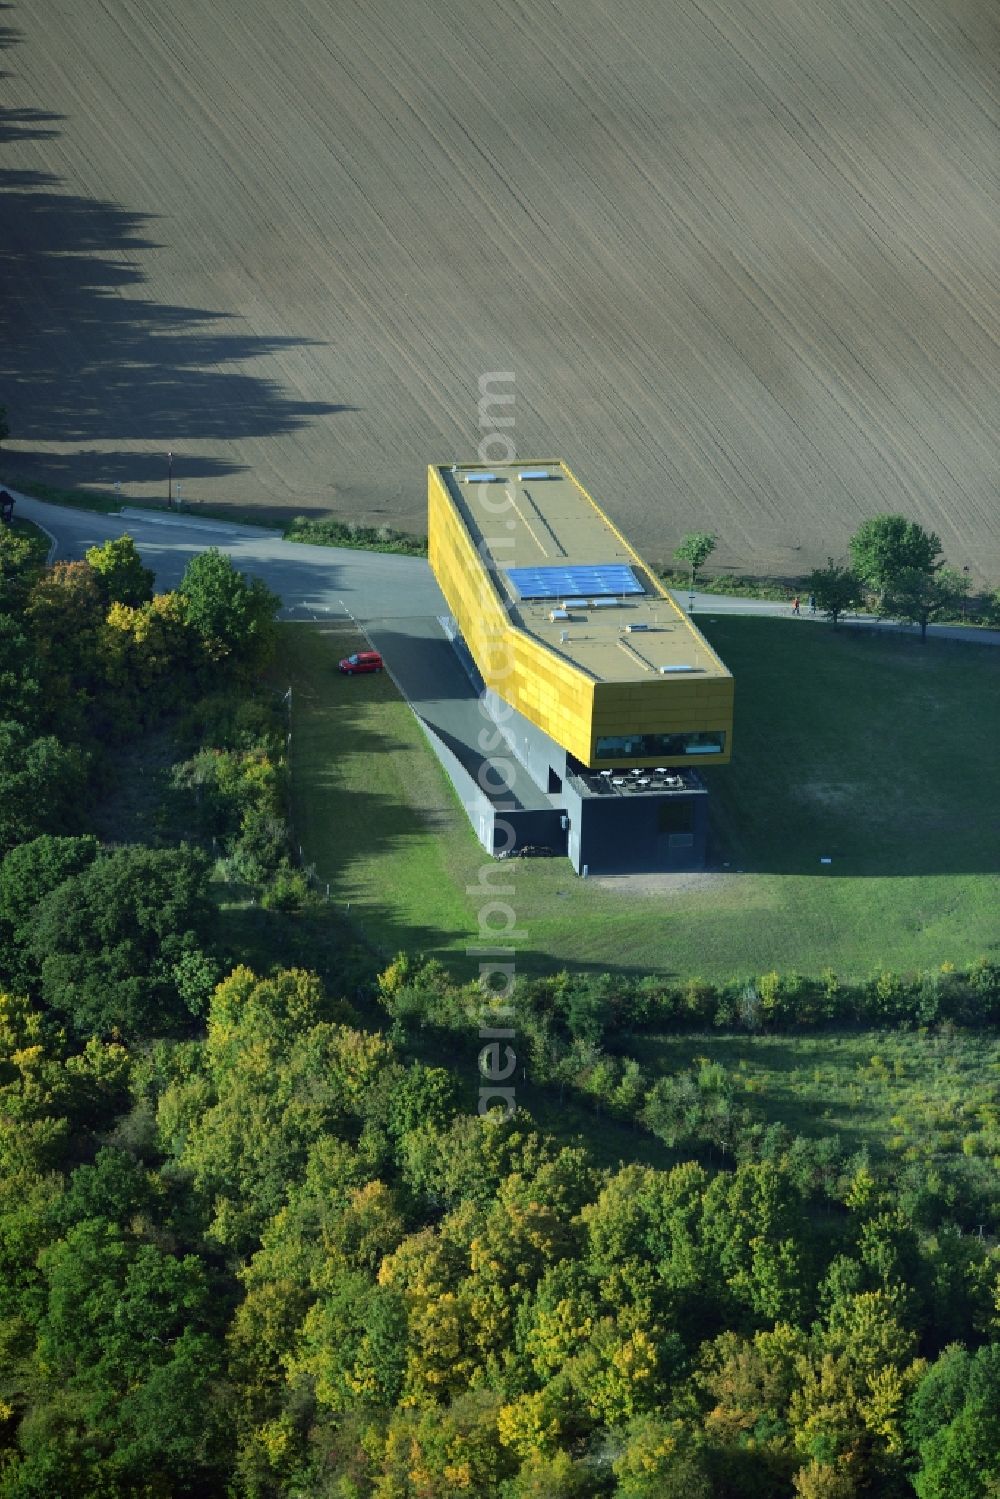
(282, 624, 482, 956)
(627, 1027, 1000, 1186)
(282, 617, 1000, 982)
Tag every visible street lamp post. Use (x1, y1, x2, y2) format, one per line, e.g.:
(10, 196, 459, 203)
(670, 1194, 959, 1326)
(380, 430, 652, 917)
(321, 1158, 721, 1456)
(167, 450, 173, 509)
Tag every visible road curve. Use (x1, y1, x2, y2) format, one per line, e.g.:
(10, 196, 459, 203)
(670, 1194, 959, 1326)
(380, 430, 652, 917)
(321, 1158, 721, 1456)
(8, 489, 1000, 648)
(8, 490, 445, 625)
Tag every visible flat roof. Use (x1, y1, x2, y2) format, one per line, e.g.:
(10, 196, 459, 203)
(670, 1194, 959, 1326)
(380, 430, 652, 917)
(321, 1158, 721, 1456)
(435, 461, 728, 684)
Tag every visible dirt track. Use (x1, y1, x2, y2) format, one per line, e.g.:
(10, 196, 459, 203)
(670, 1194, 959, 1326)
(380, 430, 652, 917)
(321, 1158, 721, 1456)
(2, 0, 998, 575)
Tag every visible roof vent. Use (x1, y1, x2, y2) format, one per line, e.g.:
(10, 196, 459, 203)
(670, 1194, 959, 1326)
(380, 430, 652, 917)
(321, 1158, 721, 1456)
(659, 664, 699, 673)
(464, 472, 497, 483)
(518, 468, 551, 480)
(625, 623, 649, 633)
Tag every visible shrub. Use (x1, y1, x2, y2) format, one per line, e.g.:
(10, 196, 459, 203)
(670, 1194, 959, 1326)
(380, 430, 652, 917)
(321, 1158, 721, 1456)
(284, 516, 427, 556)
(552, 972, 615, 1045)
(229, 808, 289, 883)
(965, 958, 1000, 1022)
(680, 978, 718, 1025)
(864, 970, 920, 1025)
(261, 864, 313, 913)
(177, 691, 283, 755)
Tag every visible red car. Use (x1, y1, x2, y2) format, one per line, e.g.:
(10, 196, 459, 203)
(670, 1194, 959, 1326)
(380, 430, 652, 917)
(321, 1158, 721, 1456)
(339, 650, 383, 675)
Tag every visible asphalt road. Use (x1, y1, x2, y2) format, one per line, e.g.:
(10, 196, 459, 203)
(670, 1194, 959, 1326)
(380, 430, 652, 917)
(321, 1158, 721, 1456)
(11, 492, 445, 625)
(10, 489, 1000, 648)
(362, 613, 550, 811)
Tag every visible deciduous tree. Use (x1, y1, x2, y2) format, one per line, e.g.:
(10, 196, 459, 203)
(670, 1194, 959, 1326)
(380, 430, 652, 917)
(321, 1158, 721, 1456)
(804, 560, 864, 628)
(85, 534, 155, 608)
(0, 724, 88, 856)
(23, 844, 213, 1038)
(848, 516, 942, 593)
(878, 566, 968, 641)
(673, 533, 717, 587)
(179, 548, 280, 675)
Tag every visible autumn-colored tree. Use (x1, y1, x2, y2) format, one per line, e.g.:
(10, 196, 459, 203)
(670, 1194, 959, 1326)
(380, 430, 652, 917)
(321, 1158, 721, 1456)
(376, 1206, 482, 1404)
(172, 966, 383, 1249)
(85, 534, 155, 608)
(25, 560, 105, 682)
(466, 1149, 596, 1357)
(612, 1414, 713, 1499)
(696, 1322, 807, 1448)
(372, 1390, 514, 1497)
(792, 1458, 859, 1497)
(514, 1261, 599, 1384)
(101, 591, 192, 696)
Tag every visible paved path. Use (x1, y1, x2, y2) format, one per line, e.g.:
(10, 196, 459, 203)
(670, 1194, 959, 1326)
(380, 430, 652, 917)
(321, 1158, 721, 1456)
(682, 587, 1000, 645)
(9, 488, 1000, 648)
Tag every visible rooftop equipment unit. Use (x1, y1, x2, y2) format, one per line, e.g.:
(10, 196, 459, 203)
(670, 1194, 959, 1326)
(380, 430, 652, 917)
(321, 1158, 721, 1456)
(518, 469, 551, 480)
(625, 623, 649, 633)
(659, 664, 700, 674)
(464, 472, 497, 483)
(549, 608, 569, 622)
(590, 597, 620, 609)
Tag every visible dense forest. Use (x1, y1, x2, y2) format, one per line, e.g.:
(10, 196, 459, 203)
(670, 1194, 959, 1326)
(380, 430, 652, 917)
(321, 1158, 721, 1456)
(0, 522, 998, 1497)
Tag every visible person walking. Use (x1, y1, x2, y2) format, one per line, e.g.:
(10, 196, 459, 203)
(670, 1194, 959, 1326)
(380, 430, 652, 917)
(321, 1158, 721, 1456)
(791, 595, 800, 616)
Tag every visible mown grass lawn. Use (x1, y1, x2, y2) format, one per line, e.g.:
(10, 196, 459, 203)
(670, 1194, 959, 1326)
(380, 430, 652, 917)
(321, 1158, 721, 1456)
(280, 617, 1000, 982)
(280, 624, 486, 959)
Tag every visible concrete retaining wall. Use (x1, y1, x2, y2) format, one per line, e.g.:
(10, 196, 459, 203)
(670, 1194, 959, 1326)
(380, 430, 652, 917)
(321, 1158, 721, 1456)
(417, 715, 566, 858)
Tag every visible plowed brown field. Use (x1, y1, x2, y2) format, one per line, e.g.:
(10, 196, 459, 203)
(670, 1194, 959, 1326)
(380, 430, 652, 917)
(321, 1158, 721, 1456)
(2, 0, 998, 574)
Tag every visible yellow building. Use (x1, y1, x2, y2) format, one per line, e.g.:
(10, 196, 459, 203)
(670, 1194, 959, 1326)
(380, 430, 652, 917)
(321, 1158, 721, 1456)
(428, 460, 733, 770)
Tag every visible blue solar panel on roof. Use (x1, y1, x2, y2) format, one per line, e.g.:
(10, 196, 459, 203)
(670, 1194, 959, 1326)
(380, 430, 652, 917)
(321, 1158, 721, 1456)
(506, 564, 644, 601)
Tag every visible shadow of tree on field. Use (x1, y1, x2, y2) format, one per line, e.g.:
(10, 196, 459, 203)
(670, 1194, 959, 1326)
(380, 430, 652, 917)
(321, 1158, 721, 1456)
(0, 105, 62, 146)
(0, 4, 349, 501)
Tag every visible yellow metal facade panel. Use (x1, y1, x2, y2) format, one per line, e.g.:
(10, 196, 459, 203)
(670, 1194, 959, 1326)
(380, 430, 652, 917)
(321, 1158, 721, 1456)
(427, 464, 735, 768)
(428, 469, 596, 764)
(589, 677, 733, 765)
